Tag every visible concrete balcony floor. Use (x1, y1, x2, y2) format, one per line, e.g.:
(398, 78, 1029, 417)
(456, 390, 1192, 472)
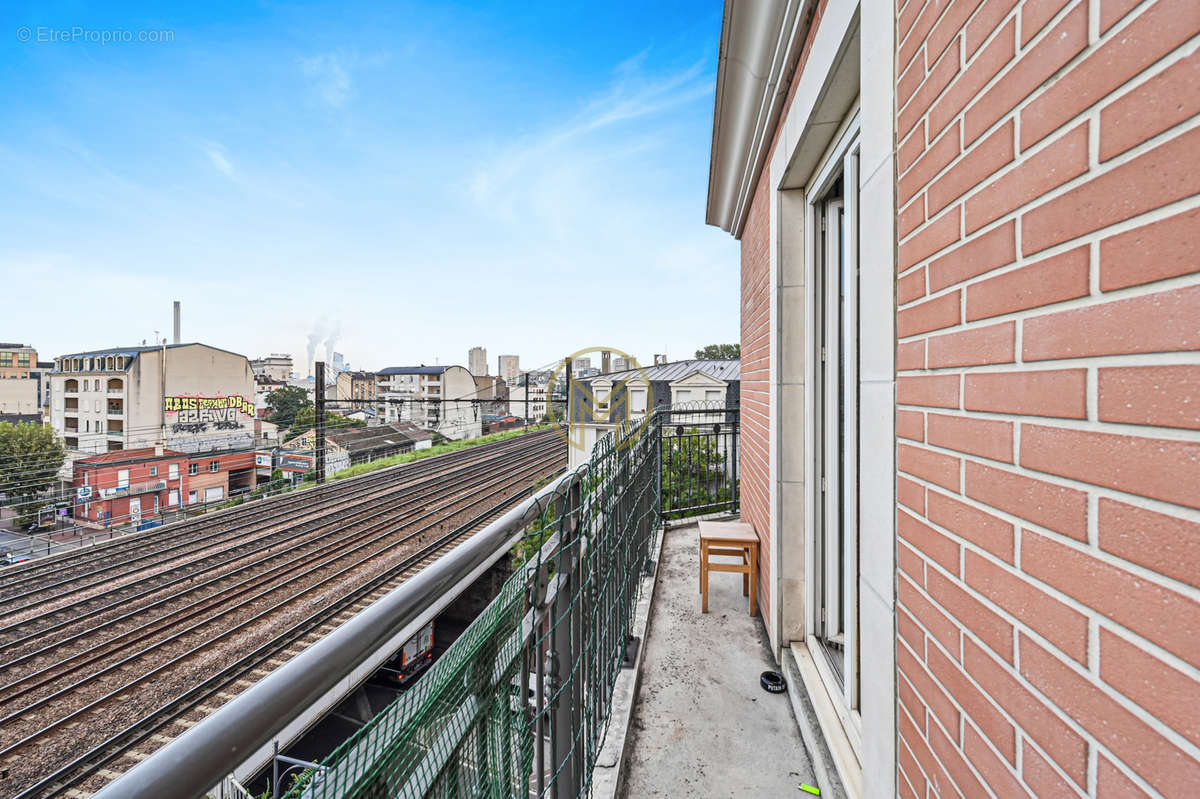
(620, 523, 816, 797)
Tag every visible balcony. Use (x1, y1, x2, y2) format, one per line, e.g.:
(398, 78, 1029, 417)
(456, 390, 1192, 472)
(106, 402, 124, 415)
(106, 406, 750, 799)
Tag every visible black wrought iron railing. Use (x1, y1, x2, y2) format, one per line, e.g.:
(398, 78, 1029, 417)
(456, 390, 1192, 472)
(657, 403, 740, 521)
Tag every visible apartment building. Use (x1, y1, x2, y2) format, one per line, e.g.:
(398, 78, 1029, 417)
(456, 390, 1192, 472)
(0, 343, 42, 417)
(336, 370, 377, 405)
(51, 343, 256, 457)
(375, 365, 481, 440)
(707, 1, 1199, 796)
(0, 342, 36, 379)
(507, 383, 548, 425)
(568, 359, 741, 468)
(249, 354, 294, 382)
(498, 354, 520, 384)
(468, 346, 488, 376)
(0, 376, 38, 415)
(473, 374, 509, 415)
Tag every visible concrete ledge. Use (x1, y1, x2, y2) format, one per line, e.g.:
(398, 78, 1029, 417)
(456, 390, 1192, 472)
(783, 645, 857, 799)
(589, 523, 666, 799)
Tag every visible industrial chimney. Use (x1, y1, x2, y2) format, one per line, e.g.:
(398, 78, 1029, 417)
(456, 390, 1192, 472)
(173, 301, 181, 344)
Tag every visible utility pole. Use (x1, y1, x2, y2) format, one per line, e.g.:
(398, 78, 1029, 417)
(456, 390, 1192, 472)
(523, 372, 529, 431)
(565, 357, 572, 427)
(315, 361, 326, 485)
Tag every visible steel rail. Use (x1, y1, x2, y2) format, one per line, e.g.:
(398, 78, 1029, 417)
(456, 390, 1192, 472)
(0, 446, 563, 757)
(0, 440, 565, 711)
(23, 458, 570, 799)
(0, 437, 564, 684)
(0, 435, 560, 648)
(0, 431, 555, 601)
(2, 429, 553, 585)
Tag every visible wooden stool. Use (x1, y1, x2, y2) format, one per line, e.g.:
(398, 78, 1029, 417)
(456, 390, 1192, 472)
(699, 521, 759, 615)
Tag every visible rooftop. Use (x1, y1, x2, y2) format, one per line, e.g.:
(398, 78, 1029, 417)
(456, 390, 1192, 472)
(591, 358, 741, 383)
(55, 342, 250, 364)
(0, 413, 42, 426)
(378, 366, 450, 376)
(327, 422, 434, 451)
(76, 447, 187, 466)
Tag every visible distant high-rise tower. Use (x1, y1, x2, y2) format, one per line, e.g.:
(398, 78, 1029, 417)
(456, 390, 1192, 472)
(468, 347, 488, 376)
(498, 354, 520, 383)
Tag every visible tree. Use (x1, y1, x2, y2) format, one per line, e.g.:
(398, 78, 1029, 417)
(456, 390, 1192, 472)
(694, 344, 741, 359)
(660, 429, 731, 521)
(0, 422, 66, 526)
(285, 407, 365, 440)
(265, 386, 312, 428)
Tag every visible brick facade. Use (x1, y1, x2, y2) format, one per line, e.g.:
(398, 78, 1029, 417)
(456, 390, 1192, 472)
(740, 175, 773, 619)
(894, 1, 1200, 796)
(737, 0, 829, 638)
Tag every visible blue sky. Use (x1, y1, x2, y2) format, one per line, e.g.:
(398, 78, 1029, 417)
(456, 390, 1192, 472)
(0, 1, 738, 376)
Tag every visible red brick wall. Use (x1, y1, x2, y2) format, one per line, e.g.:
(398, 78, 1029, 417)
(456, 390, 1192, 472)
(895, 0, 1200, 795)
(737, 0, 829, 632)
(740, 174, 772, 619)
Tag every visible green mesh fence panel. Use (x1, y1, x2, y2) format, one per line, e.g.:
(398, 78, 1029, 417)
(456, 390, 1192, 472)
(284, 406, 737, 799)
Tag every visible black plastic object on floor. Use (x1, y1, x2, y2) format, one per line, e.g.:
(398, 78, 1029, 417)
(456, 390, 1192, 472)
(760, 670, 786, 693)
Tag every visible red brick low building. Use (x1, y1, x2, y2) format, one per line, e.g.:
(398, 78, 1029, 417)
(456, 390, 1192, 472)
(74, 447, 189, 526)
(74, 447, 258, 527)
(708, 0, 1198, 795)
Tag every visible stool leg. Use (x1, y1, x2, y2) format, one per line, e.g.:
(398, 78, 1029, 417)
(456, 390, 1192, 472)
(742, 548, 749, 596)
(749, 553, 758, 616)
(700, 542, 709, 613)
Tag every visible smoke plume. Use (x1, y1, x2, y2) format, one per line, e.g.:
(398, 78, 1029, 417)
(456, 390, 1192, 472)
(306, 319, 325, 378)
(323, 319, 341, 367)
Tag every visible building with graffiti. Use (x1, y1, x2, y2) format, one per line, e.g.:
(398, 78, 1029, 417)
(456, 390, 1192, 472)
(50, 343, 257, 459)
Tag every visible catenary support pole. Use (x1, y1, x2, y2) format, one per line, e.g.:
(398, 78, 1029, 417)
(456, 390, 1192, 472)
(315, 361, 326, 485)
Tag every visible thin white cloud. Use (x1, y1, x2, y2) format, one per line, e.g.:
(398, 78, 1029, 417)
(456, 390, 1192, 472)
(301, 53, 353, 108)
(202, 141, 235, 178)
(467, 55, 712, 228)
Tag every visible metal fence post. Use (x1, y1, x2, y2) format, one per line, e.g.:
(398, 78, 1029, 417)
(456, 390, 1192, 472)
(551, 476, 582, 799)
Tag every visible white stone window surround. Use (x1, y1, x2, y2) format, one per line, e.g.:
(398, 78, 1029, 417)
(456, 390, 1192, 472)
(762, 3, 895, 797)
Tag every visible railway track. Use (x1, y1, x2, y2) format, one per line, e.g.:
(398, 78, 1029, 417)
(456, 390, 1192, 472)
(0, 434, 560, 651)
(0, 430, 565, 798)
(0, 429, 554, 606)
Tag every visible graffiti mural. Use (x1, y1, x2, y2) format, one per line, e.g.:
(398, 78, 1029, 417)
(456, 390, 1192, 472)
(164, 395, 254, 434)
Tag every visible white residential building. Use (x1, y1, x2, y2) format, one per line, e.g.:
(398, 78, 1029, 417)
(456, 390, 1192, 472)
(508, 383, 548, 425)
(51, 344, 256, 458)
(376, 365, 481, 441)
(249, 354, 293, 382)
(568, 359, 740, 469)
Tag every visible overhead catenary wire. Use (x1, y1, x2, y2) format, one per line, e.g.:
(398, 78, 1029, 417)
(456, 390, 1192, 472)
(0, 360, 571, 497)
